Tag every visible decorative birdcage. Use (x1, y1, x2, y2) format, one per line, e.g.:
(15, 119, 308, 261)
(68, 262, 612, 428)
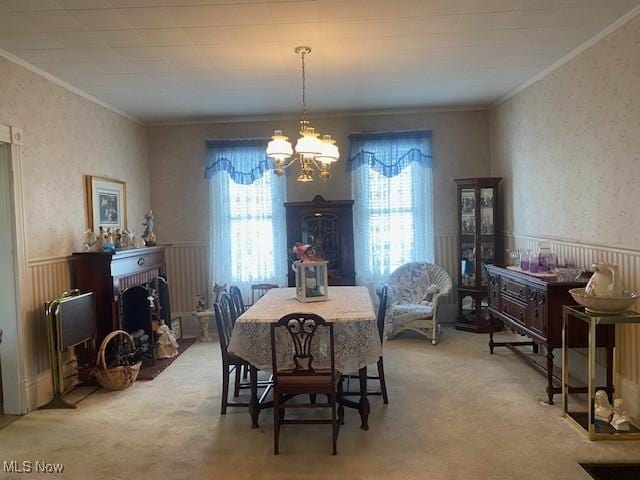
(294, 259, 329, 303)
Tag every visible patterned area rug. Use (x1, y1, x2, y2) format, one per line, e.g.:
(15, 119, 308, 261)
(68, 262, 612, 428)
(580, 464, 640, 480)
(137, 337, 197, 381)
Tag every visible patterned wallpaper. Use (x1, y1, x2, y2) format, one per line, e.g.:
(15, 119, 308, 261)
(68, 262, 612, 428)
(491, 14, 640, 249)
(0, 56, 151, 259)
(147, 109, 491, 243)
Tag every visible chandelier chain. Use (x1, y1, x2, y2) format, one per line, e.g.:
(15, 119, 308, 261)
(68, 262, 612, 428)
(300, 49, 307, 116)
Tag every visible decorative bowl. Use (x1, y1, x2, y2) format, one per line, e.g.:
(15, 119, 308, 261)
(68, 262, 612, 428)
(569, 288, 638, 314)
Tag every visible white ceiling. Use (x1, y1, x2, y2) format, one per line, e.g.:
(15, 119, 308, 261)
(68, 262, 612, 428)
(0, 0, 638, 123)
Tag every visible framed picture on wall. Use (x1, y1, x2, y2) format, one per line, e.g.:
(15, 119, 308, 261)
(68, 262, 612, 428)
(86, 176, 127, 230)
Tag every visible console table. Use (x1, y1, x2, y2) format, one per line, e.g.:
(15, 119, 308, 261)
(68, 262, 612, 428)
(562, 305, 640, 440)
(486, 265, 614, 404)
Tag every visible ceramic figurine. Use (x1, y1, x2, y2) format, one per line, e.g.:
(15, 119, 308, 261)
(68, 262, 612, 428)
(594, 390, 614, 422)
(81, 230, 98, 252)
(114, 228, 122, 250)
(155, 323, 178, 359)
(120, 229, 131, 249)
(586, 263, 623, 297)
(142, 210, 157, 247)
(101, 228, 116, 254)
(97, 227, 105, 248)
(611, 399, 632, 431)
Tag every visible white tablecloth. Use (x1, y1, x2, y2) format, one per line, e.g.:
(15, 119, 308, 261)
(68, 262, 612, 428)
(228, 287, 382, 373)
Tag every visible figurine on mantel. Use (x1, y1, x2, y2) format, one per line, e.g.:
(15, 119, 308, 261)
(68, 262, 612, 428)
(82, 227, 138, 252)
(81, 230, 98, 252)
(101, 227, 116, 254)
(142, 210, 157, 247)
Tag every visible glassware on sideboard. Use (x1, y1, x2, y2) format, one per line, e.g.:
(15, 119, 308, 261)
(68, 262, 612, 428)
(506, 249, 520, 267)
(537, 241, 554, 271)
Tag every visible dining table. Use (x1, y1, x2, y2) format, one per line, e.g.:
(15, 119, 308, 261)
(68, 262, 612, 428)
(228, 286, 382, 430)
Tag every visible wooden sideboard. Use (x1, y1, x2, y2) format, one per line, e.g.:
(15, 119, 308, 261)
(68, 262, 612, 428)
(486, 265, 614, 404)
(72, 246, 168, 342)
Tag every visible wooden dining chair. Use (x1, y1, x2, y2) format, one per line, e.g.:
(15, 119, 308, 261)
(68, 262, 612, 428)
(214, 292, 249, 414)
(271, 313, 341, 455)
(342, 285, 389, 403)
(228, 285, 246, 316)
(250, 283, 278, 305)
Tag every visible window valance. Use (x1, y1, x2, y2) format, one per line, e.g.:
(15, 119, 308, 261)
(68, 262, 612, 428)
(348, 130, 432, 178)
(204, 138, 271, 185)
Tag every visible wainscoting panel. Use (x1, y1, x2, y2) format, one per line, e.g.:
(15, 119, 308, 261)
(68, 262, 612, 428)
(434, 233, 459, 319)
(24, 256, 74, 409)
(26, 257, 73, 375)
(506, 233, 640, 416)
(164, 236, 461, 316)
(166, 242, 208, 314)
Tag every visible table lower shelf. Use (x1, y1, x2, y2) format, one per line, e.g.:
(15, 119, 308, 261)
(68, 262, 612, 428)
(566, 411, 640, 440)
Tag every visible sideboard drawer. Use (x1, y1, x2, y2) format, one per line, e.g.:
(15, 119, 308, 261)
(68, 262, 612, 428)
(501, 296, 528, 326)
(500, 277, 528, 302)
(111, 251, 164, 277)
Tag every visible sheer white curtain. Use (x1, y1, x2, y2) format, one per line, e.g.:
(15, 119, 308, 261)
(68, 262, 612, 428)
(205, 139, 287, 302)
(349, 131, 434, 289)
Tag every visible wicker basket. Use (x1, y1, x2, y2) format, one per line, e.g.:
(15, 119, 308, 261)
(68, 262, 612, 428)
(96, 330, 141, 391)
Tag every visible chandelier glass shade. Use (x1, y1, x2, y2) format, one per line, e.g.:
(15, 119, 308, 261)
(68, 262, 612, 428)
(266, 46, 339, 182)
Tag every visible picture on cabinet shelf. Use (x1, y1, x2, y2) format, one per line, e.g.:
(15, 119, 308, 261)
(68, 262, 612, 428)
(86, 176, 127, 230)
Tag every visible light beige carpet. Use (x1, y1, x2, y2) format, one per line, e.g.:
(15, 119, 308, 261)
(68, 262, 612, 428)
(1, 327, 638, 480)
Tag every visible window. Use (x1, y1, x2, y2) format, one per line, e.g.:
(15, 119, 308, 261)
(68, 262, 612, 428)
(205, 139, 287, 298)
(368, 163, 415, 274)
(228, 174, 277, 282)
(349, 131, 433, 285)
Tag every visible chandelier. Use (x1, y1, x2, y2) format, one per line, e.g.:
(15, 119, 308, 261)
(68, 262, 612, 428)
(266, 46, 339, 182)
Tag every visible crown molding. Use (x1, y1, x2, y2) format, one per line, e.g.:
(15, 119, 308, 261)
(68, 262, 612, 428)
(0, 48, 142, 125)
(146, 104, 490, 127)
(493, 4, 640, 107)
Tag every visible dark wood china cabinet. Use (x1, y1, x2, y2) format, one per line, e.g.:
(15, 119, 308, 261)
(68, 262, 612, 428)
(454, 177, 502, 333)
(284, 195, 355, 287)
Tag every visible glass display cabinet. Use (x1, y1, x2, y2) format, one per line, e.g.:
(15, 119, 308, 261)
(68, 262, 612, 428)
(455, 177, 502, 333)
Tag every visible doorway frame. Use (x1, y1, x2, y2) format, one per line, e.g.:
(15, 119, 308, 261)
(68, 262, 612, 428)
(0, 123, 28, 415)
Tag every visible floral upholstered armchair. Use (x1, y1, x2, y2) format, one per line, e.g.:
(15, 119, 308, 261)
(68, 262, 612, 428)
(385, 262, 452, 345)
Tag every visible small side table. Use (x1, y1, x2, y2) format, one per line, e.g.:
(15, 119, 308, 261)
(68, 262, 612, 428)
(192, 310, 215, 342)
(562, 305, 640, 440)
